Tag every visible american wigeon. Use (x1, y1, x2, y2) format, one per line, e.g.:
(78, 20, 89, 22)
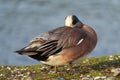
(16, 15, 97, 71)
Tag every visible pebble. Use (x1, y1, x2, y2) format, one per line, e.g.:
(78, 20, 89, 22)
(7, 66, 11, 70)
(106, 77, 116, 80)
(94, 76, 101, 80)
(79, 75, 93, 80)
(94, 76, 107, 80)
(0, 74, 4, 77)
(111, 68, 120, 76)
(81, 77, 90, 80)
(27, 76, 34, 80)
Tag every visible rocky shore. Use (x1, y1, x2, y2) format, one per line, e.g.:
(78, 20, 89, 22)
(0, 55, 120, 80)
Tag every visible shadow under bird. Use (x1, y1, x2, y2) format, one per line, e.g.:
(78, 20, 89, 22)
(16, 15, 97, 71)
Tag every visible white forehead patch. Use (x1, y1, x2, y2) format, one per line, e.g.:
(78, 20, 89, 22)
(65, 16, 73, 26)
(77, 38, 84, 45)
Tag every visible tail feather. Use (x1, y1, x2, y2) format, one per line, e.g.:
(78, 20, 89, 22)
(15, 49, 38, 55)
(15, 50, 24, 54)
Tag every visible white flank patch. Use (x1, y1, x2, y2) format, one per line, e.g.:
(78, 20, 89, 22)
(40, 55, 67, 66)
(77, 38, 84, 45)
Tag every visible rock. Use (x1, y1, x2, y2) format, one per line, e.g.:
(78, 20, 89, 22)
(94, 76, 107, 80)
(111, 68, 120, 76)
(94, 76, 101, 80)
(106, 77, 116, 80)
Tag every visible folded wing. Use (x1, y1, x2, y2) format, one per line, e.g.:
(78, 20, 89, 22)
(16, 27, 86, 61)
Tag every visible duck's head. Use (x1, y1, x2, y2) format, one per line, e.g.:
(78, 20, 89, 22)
(65, 15, 83, 27)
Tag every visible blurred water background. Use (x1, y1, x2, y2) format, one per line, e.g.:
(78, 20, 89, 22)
(0, 0, 120, 65)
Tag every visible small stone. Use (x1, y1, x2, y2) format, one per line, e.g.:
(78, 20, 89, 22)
(0, 74, 4, 77)
(7, 67, 11, 70)
(1, 66, 4, 68)
(82, 77, 91, 80)
(48, 70, 56, 74)
(27, 72, 31, 75)
(79, 74, 84, 78)
(86, 75, 91, 77)
(27, 76, 34, 80)
(94, 76, 107, 80)
(106, 77, 116, 80)
(33, 71, 36, 73)
(100, 76, 107, 79)
(111, 68, 120, 76)
(109, 55, 114, 60)
(118, 55, 120, 58)
(40, 66, 47, 71)
(109, 55, 113, 57)
(94, 76, 101, 80)
(66, 68, 70, 71)
(115, 57, 119, 60)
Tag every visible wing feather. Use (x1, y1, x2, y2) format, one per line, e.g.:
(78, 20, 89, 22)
(16, 26, 86, 61)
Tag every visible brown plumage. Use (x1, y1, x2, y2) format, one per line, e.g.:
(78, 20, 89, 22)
(16, 15, 97, 67)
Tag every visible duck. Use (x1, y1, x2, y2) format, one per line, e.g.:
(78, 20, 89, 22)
(16, 15, 97, 71)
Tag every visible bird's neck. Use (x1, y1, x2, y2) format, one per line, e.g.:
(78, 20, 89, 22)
(82, 25, 97, 50)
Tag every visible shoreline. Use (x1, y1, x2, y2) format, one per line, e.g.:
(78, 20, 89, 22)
(0, 54, 120, 80)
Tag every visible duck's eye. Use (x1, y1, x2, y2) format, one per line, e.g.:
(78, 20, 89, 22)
(72, 20, 77, 25)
